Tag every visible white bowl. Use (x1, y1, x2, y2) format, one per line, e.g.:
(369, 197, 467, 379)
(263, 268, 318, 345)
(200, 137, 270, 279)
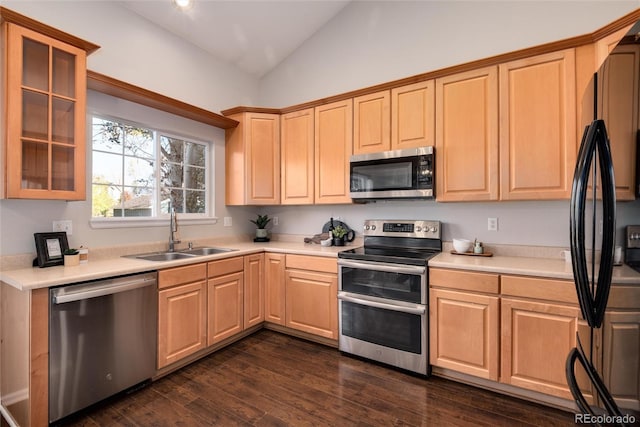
(453, 238, 472, 253)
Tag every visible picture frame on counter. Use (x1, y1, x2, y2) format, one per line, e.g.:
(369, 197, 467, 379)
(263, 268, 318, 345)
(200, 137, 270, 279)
(34, 232, 70, 268)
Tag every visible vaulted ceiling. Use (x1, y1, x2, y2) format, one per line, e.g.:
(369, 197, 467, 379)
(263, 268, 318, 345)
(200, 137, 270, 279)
(119, 0, 351, 77)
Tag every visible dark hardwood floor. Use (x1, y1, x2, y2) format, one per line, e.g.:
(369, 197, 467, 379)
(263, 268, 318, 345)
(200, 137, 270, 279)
(62, 330, 576, 426)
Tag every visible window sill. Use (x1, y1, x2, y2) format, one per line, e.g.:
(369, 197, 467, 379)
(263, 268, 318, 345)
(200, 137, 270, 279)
(90, 217, 218, 229)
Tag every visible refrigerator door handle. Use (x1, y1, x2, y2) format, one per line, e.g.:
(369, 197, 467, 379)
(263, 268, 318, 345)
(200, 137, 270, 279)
(570, 119, 616, 328)
(565, 336, 629, 427)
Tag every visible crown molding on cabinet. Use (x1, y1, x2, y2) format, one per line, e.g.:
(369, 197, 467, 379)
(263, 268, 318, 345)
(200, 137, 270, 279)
(222, 7, 640, 116)
(87, 71, 239, 130)
(0, 6, 100, 53)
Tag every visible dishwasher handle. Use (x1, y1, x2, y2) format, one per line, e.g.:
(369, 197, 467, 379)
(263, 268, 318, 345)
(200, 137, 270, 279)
(52, 273, 157, 304)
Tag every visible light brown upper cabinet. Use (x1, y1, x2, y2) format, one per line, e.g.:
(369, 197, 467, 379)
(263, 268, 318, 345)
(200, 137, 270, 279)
(281, 108, 314, 204)
(314, 99, 353, 204)
(499, 49, 577, 200)
(225, 112, 280, 205)
(353, 90, 390, 154)
(598, 44, 639, 201)
(3, 23, 91, 200)
(435, 67, 499, 201)
(391, 80, 435, 150)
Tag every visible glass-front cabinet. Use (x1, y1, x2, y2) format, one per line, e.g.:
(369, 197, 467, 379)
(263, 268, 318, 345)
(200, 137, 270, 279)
(3, 22, 89, 199)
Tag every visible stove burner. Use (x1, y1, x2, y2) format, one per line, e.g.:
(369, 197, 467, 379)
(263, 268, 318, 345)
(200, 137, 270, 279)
(338, 219, 442, 265)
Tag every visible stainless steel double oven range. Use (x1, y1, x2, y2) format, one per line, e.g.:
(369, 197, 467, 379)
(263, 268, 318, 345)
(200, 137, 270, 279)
(337, 219, 442, 376)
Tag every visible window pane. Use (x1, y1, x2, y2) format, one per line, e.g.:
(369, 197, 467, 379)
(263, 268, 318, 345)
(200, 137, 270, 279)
(124, 125, 154, 158)
(161, 188, 184, 213)
(23, 38, 48, 91)
(160, 136, 183, 163)
(185, 190, 206, 213)
(92, 183, 120, 217)
(92, 118, 123, 154)
(124, 156, 154, 187)
(93, 151, 123, 185)
(185, 142, 205, 167)
(184, 166, 205, 190)
(161, 163, 183, 188)
(119, 187, 154, 217)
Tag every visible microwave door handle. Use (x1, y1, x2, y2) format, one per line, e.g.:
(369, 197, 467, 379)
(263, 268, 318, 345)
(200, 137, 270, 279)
(338, 292, 426, 316)
(338, 260, 426, 276)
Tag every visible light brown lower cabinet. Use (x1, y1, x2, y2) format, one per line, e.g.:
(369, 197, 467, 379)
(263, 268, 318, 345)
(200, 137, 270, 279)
(285, 254, 338, 339)
(430, 288, 499, 380)
(158, 263, 208, 369)
(429, 268, 500, 380)
(207, 257, 244, 345)
(602, 286, 640, 411)
(264, 252, 286, 324)
(244, 253, 265, 328)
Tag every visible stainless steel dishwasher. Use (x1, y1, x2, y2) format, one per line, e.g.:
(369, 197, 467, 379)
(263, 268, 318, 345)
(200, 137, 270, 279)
(49, 271, 157, 423)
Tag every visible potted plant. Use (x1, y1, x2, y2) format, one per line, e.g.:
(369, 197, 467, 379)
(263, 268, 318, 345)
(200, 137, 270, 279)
(250, 214, 271, 241)
(331, 225, 348, 246)
(63, 248, 80, 266)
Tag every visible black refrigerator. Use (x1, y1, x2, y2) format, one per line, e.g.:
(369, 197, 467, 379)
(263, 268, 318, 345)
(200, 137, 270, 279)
(565, 118, 630, 426)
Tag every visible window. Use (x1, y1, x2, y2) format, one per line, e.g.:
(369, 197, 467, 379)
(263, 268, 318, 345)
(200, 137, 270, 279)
(91, 115, 209, 219)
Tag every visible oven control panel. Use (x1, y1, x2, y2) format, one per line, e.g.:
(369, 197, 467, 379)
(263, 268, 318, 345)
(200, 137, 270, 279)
(363, 219, 441, 239)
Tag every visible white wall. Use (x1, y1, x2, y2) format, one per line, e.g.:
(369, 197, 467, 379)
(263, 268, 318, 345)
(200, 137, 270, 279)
(0, 91, 258, 255)
(2, 0, 259, 111)
(258, 0, 640, 107)
(255, 0, 640, 249)
(1, 1, 639, 257)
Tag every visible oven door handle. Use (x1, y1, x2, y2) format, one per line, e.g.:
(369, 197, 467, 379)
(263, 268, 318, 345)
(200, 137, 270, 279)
(337, 292, 426, 315)
(337, 259, 426, 276)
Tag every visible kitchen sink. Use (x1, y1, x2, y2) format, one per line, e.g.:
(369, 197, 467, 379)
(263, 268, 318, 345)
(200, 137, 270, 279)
(125, 247, 237, 261)
(180, 247, 237, 256)
(130, 252, 198, 262)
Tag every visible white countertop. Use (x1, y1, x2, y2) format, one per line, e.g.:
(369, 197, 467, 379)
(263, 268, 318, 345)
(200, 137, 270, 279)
(429, 252, 640, 284)
(3, 239, 639, 291)
(0, 239, 351, 291)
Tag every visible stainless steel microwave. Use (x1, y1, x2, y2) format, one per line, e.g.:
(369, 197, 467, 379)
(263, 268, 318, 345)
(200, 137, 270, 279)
(349, 146, 434, 201)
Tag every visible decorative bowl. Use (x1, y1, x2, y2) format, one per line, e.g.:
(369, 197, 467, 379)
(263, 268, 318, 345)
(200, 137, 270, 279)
(453, 238, 472, 253)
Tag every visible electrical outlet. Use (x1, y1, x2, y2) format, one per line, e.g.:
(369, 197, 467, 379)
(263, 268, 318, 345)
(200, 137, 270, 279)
(487, 217, 498, 231)
(273, 216, 279, 226)
(223, 217, 232, 227)
(53, 220, 73, 236)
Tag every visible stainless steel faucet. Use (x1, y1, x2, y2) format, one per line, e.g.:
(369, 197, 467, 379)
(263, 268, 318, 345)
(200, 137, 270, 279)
(169, 202, 181, 252)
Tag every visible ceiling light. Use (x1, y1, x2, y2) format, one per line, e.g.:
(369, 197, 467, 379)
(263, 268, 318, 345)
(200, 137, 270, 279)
(173, 0, 193, 10)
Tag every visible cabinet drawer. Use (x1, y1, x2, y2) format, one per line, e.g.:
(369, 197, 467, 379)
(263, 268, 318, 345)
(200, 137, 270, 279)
(208, 256, 244, 278)
(159, 263, 207, 289)
(607, 285, 640, 309)
(429, 268, 499, 294)
(286, 254, 337, 274)
(501, 275, 577, 305)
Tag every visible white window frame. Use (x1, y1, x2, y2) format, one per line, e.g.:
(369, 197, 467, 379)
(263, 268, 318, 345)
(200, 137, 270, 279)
(89, 113, 217, 229)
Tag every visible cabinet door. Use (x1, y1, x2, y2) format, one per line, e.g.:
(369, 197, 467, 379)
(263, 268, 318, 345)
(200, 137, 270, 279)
(158, 281, 207, 368)
(602, 310, 640, 411)
(501, 297, 594, 401)
(314, 99, 353, 204)
(207, 271, 243, 345)
(599, 44, 639, 201)
(264, 252, 286, 325)
(244, 253, 264, 329)
(281, 108, 314, 204)
(285, 269, 338, 339)
(225, 112, 280, 205)
(353, 90, 390, 154)
(430, 288, 499, 380)
(499, 49, 576, 200)
(391, 80, 435, 150)
(5, 23, 87, 200)
(435, 67, 499, 201)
